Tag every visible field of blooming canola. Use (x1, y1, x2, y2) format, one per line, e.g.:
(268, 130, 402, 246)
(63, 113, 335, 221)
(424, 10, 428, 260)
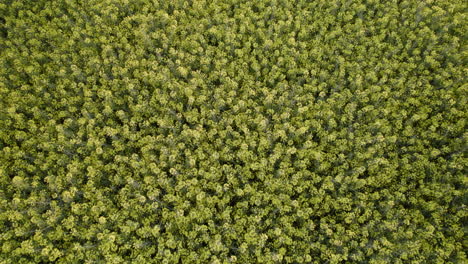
(0, 0, 466, 263)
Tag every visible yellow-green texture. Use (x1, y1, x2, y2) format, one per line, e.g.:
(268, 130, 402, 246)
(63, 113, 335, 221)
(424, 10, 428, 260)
(0, 0, 466, 263)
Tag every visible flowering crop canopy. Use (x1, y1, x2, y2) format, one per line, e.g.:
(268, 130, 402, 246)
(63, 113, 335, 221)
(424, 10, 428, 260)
(0, 0, 466, 263)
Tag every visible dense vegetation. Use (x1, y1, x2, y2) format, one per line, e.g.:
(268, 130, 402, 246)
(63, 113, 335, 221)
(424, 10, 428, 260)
(0, 0, 466, 263)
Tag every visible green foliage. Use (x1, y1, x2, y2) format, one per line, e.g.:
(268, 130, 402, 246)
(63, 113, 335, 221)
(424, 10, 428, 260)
(0, 0, 466, 263)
